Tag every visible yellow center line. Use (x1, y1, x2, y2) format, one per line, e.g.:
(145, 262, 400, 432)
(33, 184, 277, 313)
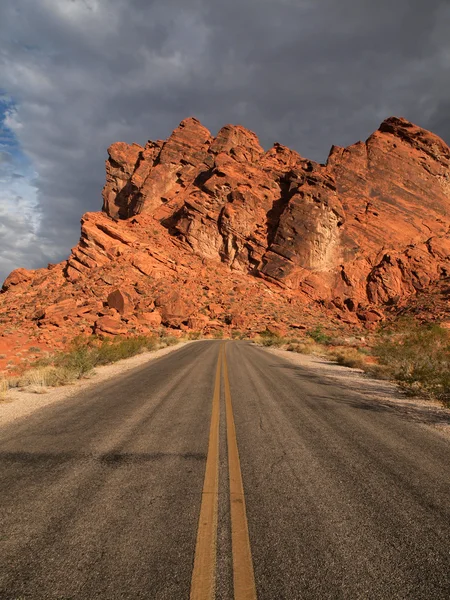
(190, 344, 223, 600)
(223, 345, 258, 600)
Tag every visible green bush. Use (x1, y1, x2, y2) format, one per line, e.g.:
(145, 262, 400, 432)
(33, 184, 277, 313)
(17, 334, 168, 391)
(306, 326, 331, 345)
(374, 320, 450, 405)
(260, 335, 286, 347)
(93, 336, 157, 366)
(55, 344, 96, 375)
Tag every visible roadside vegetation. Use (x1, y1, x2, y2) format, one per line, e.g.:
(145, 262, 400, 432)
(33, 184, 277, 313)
(0, 333, 179, 396)
(373, 319, 450, 406)
(2, 319, 450, 408)
(256, 319, 450, 408)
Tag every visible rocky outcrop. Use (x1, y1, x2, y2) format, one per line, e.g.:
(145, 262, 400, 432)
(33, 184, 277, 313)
(100, 116, 450, 309)
(2, 115, 450, 370)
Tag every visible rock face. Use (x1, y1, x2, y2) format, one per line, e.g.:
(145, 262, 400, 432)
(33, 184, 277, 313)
(101, 116, 450, 310)
(1, 115, 450, 369)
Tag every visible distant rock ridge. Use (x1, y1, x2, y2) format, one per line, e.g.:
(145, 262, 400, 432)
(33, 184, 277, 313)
(2, 115, 450, 369)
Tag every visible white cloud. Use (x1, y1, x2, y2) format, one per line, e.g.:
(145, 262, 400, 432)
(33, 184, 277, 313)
(0, 155, 45, 278)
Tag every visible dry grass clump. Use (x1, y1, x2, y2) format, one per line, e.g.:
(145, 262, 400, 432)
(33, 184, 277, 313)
(285, 339, 324, 355)
(0, 377, 9, 401)
(2, 333, 180, 394)
(330, 348, 369, 370)
(18, 365, 77, 392)
(257, 330, 289, 347)
(187, 330, 203, 340)
(159, 335, 180, 347)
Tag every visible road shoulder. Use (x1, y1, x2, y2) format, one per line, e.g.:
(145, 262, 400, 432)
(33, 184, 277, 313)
(0, 340, 195, 427)
(261, 345, 450, 440)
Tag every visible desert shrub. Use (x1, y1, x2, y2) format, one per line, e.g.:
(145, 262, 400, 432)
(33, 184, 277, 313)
(187, 331, 202, 340)
(54, 344, 96, 375)
(260, 336, 286, 347)
(93, 335, 157, 366)
(231, 330, 246, 340)
(306, 326, 331, 345)
(160, 335, 179, 346)
(285, 340, 324, 355)
(332, 348, 367, 370)
(374, 320, 450, 405)
(19, 334, 162, 390)
(258, 330, 286, 347)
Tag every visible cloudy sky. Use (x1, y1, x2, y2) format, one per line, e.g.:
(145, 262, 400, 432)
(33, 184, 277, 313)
(1, 0, 450, 283)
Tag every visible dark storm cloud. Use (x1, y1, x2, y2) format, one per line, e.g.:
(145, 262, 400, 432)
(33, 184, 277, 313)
(0, 151, 12, 164)
(0, 0, 449, 282)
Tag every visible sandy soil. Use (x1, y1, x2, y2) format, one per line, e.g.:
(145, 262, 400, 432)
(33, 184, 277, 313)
(265, 346, 450, 440)
(0, 341, 193, 427)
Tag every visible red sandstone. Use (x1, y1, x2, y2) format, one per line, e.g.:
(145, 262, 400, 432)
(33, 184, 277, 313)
(2, 116, 450, 371)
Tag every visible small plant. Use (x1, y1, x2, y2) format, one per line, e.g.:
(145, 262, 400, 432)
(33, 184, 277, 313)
(306, 326, 331, 345)
(187, 331, 202, 340)
(258, 330, 286, 347)
(231, 330, 246, 339)
(160, 335, 179, 346)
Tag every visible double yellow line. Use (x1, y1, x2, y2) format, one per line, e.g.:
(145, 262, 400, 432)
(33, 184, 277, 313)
(190, 344, 257, 600)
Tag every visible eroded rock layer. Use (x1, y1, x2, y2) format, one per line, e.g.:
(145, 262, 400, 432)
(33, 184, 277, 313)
(2, 116, 450, 370)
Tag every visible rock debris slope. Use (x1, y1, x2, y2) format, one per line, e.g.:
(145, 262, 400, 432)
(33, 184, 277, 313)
(2, 116, 450, 367)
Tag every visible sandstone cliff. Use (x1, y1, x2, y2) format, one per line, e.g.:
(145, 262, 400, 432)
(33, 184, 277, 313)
(2, 116, 450, 370)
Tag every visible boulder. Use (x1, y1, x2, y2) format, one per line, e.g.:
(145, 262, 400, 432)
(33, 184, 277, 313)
(155, 293, 195, 328)
(94, 316, 127, 336)
(187, 314, 209, 331)
(107, 289, 134, 316)
(2, 268, 33, 291)
(139, 311, 162, 327)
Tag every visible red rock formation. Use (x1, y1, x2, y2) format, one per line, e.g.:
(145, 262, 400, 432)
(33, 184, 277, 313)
(2, 115, 450, 370)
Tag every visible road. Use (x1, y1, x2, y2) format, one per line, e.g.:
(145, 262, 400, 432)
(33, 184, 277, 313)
(1, 340, 449, 599)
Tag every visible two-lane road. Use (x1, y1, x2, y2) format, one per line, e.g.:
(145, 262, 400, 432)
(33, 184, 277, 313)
(1, 341, 449, 599)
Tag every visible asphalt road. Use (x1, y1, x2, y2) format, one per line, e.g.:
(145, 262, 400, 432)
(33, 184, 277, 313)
(1, 340, 449, 599)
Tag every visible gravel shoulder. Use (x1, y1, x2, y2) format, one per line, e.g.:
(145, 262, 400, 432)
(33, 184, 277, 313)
(0, 340, 194, 427)
(264, 346, 450, 439)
